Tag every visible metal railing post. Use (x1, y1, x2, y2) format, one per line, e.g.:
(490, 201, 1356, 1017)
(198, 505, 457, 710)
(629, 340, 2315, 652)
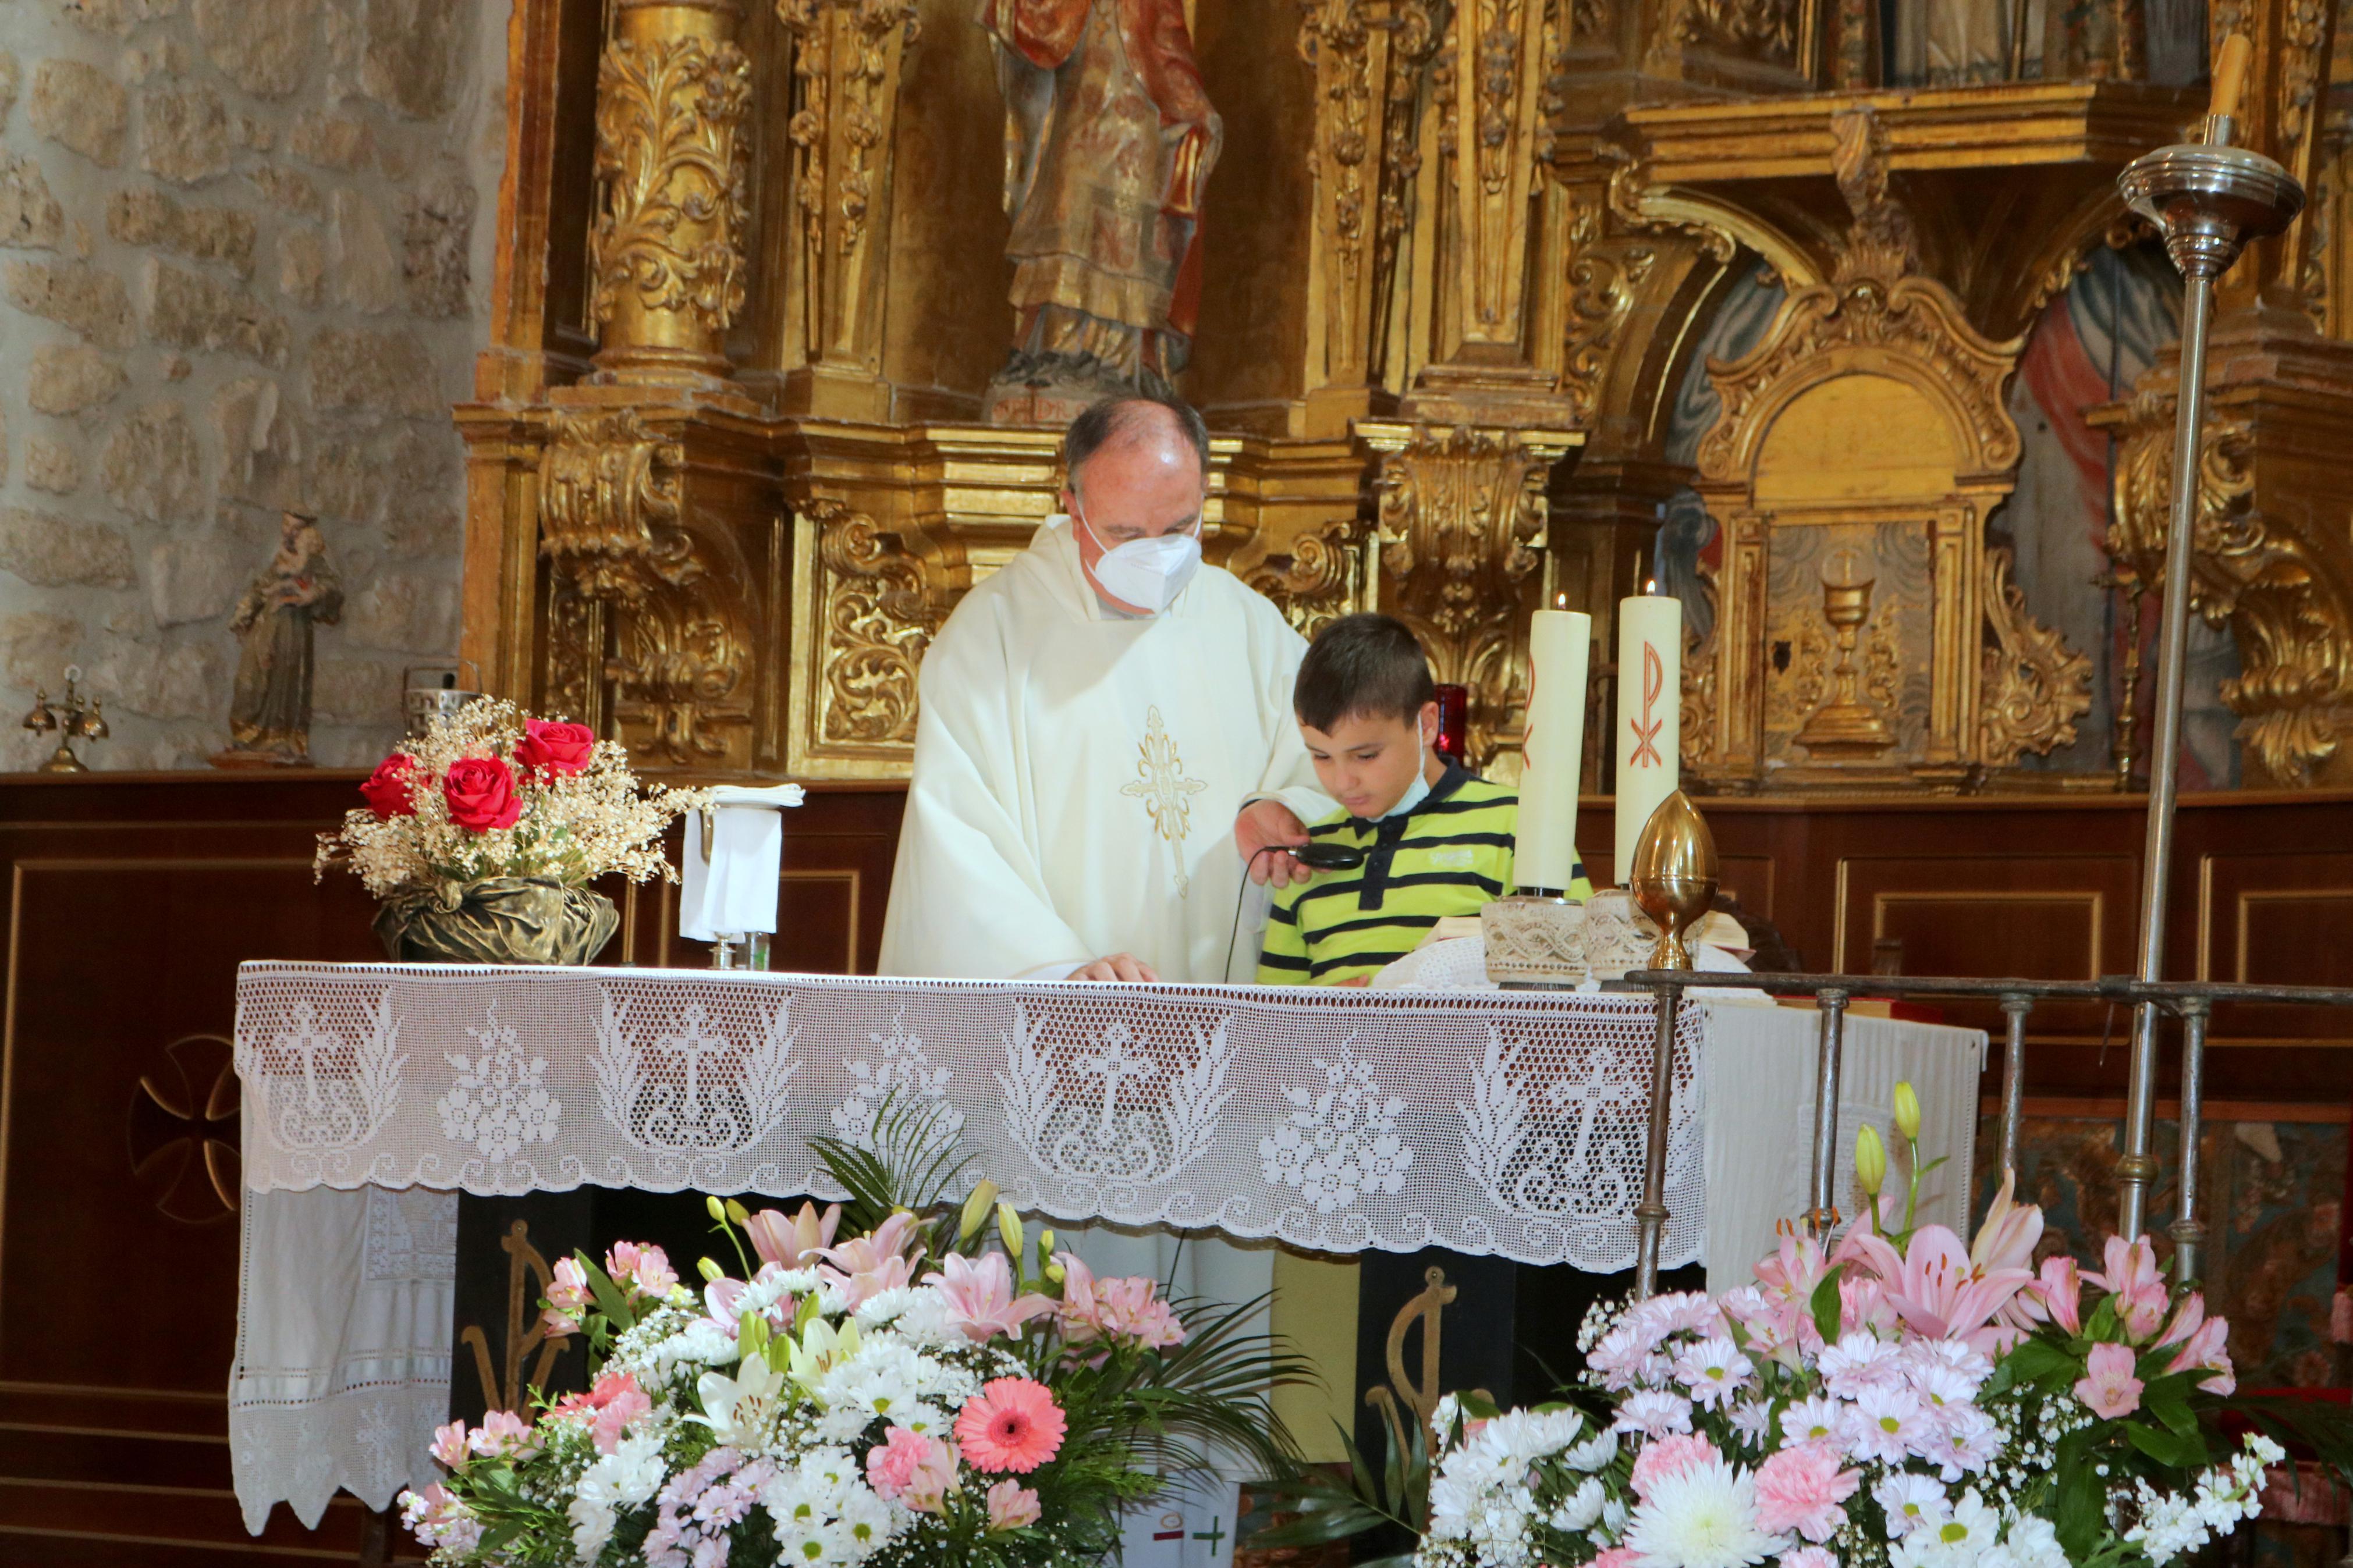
(1632, 982, 1681, 1300)
(2169, 995, 2213, 1285)
(1805, 988, 1850, 1243)
(1999, 993, 2031, 1185)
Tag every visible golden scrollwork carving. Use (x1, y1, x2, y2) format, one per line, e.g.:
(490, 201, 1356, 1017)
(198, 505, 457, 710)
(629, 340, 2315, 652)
(807, 499, 945, 749)
(1979, 544, 2094, 766)
(777, 0, 919, 385)
(1669, 0, 1798, 62)
(2106, 396, 2353, 786)
(589, 30, 754, 350)
(1243, 517, 1375, 639)
(1680, 575, 1721, 772)
(1694, 275, 2020, 483)
(1829, 107, 1918, 283)
(1359, 421, 1575, 767)
(1603, 154, 1738, 265)
(609, 523, 755, 767)
(537, 407, 685, 603)
(1561, 198, 1658, 421)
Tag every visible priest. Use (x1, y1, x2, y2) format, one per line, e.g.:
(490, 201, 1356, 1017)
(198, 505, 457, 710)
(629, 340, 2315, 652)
(878, 394, 1330, 984)
(876, 393, 1332, 1328)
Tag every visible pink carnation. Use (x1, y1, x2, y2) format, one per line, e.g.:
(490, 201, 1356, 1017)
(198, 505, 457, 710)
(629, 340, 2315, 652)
(955, 1378, 1067, 1474)
(866, 1425, 958, 1512)
(1754, 1444, 1861, 1541)
(986, 1479, 1042, 1532)
(1631, 1432, 1720, 1502)
(551, 1369, 652, 1454)
(1593, 1549, 1644, 1568)
(2075, 1341, 2144, 1419)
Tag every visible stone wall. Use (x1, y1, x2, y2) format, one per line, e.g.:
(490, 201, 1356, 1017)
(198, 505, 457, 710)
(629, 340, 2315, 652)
(0, 0, 505, 770)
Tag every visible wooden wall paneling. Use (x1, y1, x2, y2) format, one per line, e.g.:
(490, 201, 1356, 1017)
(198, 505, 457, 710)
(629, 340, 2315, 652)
(0, 775, 395, 1565)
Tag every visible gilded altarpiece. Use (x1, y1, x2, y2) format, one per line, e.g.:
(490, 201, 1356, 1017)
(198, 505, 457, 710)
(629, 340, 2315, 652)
(456, 0, 2353, 800)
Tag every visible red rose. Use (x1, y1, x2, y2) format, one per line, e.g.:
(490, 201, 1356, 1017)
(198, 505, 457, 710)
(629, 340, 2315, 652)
(359, 753, 418, 817)
(442, 756, 523, 832)
(514, 718, 597, 779)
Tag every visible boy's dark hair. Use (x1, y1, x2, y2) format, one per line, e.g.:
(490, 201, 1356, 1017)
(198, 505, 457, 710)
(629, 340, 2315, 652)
(1064, 394, 1212, 489)
(1294, 613, 1437, 731)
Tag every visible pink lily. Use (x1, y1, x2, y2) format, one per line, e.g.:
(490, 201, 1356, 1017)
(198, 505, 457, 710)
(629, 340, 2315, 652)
(746, 1200, 841, 1270)
(2090, 1236, 2169, 1342)
(2025, 1254, 2085, 1335)
(2164, 1314, 2235, 1395)
(1878, 1225, 2032, 1347)
(1754, 1224, 1831, 1306)
(2075, 1341, 2143, 1418)
(1971, 1171, 2043, 1275)
(935, 1252, 1056, 1343)
(2156, 1292, 2206, 1350)
(814, 1211, 924, 1307)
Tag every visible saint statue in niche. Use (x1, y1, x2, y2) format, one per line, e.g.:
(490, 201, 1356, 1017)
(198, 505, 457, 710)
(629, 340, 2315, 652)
(213, 510, 342, 768)
(977, 0, 1222, 425)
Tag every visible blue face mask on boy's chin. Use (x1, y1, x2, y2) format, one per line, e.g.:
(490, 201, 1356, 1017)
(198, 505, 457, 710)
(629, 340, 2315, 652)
(1361, 748, 1435, 820)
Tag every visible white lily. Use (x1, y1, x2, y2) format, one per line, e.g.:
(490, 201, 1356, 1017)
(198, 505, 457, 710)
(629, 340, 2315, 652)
(691, 1348, 787, 1448)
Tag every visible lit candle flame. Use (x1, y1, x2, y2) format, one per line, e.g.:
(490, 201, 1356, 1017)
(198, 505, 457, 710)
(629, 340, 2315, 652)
(1645, 578, 1659, 595)
(1555, 592, 1568, 609)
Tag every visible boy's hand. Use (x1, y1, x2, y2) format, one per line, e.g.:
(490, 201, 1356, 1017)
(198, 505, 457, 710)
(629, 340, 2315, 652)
(1236, 798, 1315, 887)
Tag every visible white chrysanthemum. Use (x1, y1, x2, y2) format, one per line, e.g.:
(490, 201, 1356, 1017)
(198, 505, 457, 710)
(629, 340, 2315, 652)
(1890, 1489, 2001, 1568)
(1555, 1475, 1607, 1531)
(1563, 1425, 1620, 1473)
(1426, 1473, 1479, 1540)
(1674, 1337, 1755, 1409)
(2003, 1513, 2068, 1568)
(836, 1482, 899, 1557)
(1873, 1471, 1949, 1538)
(1624, 1459, 1780, 1568)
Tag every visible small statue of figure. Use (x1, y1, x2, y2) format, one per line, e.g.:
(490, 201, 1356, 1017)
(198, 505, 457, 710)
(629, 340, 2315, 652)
(212, 511, 342, 768)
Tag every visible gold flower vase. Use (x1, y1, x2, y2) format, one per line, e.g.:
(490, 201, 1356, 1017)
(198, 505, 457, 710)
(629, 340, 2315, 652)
(374, 876, 619, 965)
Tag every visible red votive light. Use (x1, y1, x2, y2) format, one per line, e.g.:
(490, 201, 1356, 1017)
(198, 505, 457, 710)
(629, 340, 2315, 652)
(1433, 684, 1469, 763)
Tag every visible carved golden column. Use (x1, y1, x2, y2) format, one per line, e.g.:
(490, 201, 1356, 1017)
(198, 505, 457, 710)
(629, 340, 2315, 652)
(1359, 421, 1580, 773)
(774, 0, 920, 421)
(1297, 0, 1442, 436)
(2210, 0, 2336, 317)
(2091, 332, 2353, 787)
(588, 0, 755, 386)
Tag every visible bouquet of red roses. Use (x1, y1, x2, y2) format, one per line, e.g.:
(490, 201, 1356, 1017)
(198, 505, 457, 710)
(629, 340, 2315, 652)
(315, 699, 701, 906)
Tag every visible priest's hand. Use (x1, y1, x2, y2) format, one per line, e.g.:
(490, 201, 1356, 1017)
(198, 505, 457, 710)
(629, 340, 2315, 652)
(1236, 798, 1316, 887)
(1073, 952, 1160, 983)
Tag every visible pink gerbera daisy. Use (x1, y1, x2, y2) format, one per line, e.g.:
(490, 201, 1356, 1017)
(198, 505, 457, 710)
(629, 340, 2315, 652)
(954, 1378, 1067, 1474)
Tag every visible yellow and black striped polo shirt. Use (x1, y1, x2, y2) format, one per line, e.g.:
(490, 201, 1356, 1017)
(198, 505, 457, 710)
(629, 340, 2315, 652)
(1256, 767, 1589, 986)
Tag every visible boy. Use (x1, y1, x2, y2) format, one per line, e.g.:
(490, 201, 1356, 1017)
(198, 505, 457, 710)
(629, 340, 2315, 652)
(1256, 613, 1592, 986)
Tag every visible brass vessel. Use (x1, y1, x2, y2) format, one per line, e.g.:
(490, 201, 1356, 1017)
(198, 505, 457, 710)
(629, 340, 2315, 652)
(1627, 791, 1720, 970)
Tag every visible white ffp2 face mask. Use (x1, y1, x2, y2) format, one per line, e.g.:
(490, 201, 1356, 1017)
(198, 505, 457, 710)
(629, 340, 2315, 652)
(1076, 507, 1202, 614)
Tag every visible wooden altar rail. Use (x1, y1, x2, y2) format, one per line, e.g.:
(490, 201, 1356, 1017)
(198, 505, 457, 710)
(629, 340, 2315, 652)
(1617, 970, 2353, 1293)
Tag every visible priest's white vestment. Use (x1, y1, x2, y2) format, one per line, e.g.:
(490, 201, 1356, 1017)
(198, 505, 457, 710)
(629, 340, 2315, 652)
(878, 516, 1329, 1335)
(879, 516, 1327, 983)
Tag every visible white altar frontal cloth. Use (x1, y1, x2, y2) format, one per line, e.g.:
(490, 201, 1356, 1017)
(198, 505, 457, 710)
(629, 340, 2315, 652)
(228, 962, 1981, 1529)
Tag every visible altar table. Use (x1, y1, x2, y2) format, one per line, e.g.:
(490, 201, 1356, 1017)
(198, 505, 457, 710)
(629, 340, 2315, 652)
(226, 962, 1982, 1530)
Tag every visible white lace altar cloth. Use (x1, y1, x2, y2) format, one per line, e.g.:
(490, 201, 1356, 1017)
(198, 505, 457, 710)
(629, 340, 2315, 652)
(228, 962, 1985, 1534)
(235, 962, 1710, 1265)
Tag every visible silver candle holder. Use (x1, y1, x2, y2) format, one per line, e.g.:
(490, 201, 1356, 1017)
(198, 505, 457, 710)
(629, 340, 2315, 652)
(2109, 48, 2303, 1267)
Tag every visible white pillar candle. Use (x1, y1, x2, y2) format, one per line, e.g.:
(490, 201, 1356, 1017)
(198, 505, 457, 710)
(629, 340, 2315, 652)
(1614, 589, 1682, 883)
(1516, 606, 1589, 894)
